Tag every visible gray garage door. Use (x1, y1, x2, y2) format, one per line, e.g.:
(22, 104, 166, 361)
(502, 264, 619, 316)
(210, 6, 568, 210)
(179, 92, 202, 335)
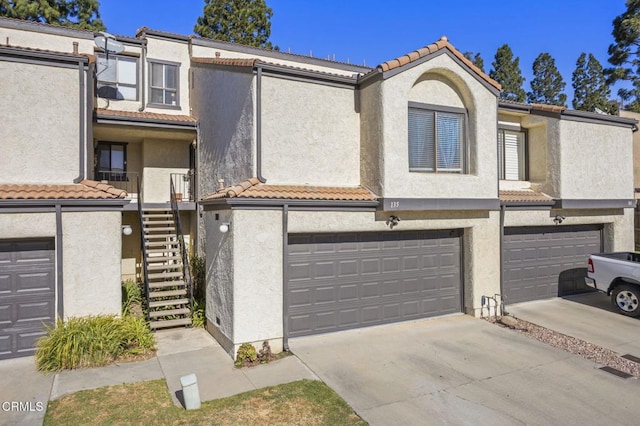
(0, 239, 55, 360)
(286, 230, 462, 337)
(503, 225, 602, 304)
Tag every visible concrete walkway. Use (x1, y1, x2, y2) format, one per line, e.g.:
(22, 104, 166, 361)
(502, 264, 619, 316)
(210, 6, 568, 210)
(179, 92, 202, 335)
(0, 327, 317, 426)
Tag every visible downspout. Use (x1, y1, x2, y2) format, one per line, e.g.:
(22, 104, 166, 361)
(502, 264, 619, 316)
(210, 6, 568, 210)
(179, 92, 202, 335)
(282, 204, 289, 351)
(55, 204, 64, 319)
(499, 203, 506, 315)
(138, 39, 147, 112)
(74, 60, 86, 183)
(256, 66, 266, 182)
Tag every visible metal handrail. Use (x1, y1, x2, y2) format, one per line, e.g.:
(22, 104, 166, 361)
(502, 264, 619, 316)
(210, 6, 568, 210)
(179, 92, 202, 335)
(137, 175, 150, 322)
(170, 177, 193, 315)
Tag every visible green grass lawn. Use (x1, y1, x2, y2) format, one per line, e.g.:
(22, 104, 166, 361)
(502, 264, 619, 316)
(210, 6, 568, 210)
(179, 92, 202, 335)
(44, 379, 366, 425)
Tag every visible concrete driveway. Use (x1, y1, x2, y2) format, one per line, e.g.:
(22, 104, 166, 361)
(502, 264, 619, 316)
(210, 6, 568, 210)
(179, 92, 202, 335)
(508, 292, 640, 355)
(0, 356, 53, 426)
(290, 314, 640, 426)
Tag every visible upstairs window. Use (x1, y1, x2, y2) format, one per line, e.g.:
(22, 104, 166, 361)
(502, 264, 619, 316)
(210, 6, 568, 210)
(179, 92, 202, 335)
(149, 61, 179, 106)
(96, 54, 138, 101)
(96, 142, 127, 181)
(408, 104, 466, 173)
(498, 129, 527, 180)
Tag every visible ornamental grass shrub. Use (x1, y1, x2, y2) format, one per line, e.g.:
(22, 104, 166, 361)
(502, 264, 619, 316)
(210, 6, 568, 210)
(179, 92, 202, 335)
(35, 315, 155, 372)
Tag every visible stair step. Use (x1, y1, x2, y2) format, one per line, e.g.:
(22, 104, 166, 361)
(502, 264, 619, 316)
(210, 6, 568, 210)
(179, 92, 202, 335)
(149, 308, 191, 318)
(143, 213, 173, 218)
(143, 220, 175, 225)
(149, 298, 189, 308)
(148, 271, 183, 280)
(148, 280, 186, 289)
(150, 317, 192, 329)
(147, 263, 182, 272)
(143, 208, 172, 212)
(144, 227, 176, 232)
(145, 241, 179, 247)
(145, 250, 180, 256)
(146, 255, 182, 263)
(149, 289, 187, 298)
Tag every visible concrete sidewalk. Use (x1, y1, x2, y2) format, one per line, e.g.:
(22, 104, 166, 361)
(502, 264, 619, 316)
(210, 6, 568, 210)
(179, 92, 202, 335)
(0, 327, 317, 426)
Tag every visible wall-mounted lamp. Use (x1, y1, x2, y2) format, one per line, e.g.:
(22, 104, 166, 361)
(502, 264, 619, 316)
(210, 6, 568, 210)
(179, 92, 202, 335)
(219, 222, 231, 233)
(122, 224, 133, 236)
(553, 215, 565, 225)
(386, 215, 400, 229)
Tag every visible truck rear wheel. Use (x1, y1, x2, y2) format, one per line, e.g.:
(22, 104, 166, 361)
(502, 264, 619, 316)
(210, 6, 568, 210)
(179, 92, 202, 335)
(611, 284, 640, 317)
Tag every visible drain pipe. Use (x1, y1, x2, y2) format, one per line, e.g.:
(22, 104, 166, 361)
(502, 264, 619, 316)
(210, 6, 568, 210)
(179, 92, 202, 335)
(282, 203, 289, 351)
(138, 39, 147, 112)
(256, 65, 266, 182)
(499, 203, 507, 315)
(74, 60, 86, 183)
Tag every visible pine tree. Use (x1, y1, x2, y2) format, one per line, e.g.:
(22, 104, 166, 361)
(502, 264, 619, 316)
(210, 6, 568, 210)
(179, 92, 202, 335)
(489, 44, 526, 102)
(195, 0, 275, 49)
(527, 52, 567, 106)
(608, 0, 640, 111)
(572, 53, 617, 114)
(0, 0, 104, 31)
(463, 51, 485, 73)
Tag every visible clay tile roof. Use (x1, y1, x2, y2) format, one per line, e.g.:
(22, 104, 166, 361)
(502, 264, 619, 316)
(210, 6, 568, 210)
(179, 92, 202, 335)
(376, 36, 501, 91)
(191, 57, 260, 67)
(530, 103, 566, 114)
(203, 178, 377, 201)
(0, 180, 127, 200)
(95, 108, 197, 125)
(499, 190, 554, 205)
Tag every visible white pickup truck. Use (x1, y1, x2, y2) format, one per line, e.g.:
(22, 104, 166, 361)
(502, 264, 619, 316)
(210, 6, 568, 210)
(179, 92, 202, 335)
(586, 252, 640, 317)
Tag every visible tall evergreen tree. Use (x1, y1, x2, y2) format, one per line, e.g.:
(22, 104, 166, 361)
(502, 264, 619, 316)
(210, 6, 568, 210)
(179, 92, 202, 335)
(195, 0, 275, 49)
(527, 52, 567, 106)
(463, 51, 485, 73)
(572, 53, 617, 114)
(608, 0, 640, 111)
(0, 0, 104, 31)
(489, 44, 526, 102)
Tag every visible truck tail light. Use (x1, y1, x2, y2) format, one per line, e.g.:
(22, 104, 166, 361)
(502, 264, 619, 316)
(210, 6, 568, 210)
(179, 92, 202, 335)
(587, 258, 594, 273)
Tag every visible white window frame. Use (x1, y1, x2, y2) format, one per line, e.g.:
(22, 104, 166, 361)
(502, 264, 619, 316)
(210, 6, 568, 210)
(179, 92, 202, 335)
(148, 60, 180, 107)
(96, 54, 138, 101)
(498, 128, 528, 181)
(408, 102, 467, 173)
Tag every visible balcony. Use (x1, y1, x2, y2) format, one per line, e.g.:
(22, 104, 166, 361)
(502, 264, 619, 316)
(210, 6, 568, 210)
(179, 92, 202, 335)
(97, 171, 195, 208)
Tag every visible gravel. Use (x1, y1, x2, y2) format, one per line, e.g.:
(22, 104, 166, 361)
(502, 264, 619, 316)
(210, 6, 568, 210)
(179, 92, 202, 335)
(487, 315, 640, 378)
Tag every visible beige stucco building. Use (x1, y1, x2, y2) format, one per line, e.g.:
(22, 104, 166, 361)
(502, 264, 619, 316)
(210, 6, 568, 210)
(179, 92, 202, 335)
(0, 17, 636, 361)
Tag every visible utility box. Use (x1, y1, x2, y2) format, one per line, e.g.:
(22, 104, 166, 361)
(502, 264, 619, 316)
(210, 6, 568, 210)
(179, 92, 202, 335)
(180, 373, 201, 410)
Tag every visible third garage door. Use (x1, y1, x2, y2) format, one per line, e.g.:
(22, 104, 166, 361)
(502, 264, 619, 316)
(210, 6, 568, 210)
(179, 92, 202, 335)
(286, 230, 462, 337)
(503, 225, 602, 304)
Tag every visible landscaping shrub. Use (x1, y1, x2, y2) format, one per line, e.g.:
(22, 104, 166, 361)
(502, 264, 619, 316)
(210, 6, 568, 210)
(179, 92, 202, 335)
(189, 254, 206, 327)
(191, 298, 206, 328)
(35, 315, 155, 372)
(122, 280, 143, 316)
(234, 341, 275, 368)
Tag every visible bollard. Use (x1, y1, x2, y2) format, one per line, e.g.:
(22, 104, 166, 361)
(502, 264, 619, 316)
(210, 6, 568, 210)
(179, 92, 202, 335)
(180, 373, 201, 410)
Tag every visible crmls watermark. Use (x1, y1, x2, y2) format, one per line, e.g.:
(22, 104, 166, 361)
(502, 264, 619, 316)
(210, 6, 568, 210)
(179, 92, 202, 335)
(1, 401, 45, 412)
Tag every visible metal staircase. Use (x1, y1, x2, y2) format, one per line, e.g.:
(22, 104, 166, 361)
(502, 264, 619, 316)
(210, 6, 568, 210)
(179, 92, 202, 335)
(141, 208, 192, 329)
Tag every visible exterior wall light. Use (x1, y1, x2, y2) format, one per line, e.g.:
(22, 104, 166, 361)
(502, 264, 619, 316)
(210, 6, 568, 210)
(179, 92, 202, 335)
(386, 215, 400, 229)
(122, 225, 133, 236)
(553, 215, 566, 225)
(219, 223, 231, 233)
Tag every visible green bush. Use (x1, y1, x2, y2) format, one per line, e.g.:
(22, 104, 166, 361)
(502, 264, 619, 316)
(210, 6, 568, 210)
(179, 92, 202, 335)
(122, 280, 143, 316)
(191, 298, 206, 328)
(35, 315, 156, 372)
(235, 343, 258, 368)
(190, 254, 206, 301)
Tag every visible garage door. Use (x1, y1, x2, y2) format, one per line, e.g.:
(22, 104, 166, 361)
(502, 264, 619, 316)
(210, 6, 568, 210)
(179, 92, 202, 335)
(503, 225, 602, 304)
(0, 239, 55, 360)
(286, 230, 462, 337)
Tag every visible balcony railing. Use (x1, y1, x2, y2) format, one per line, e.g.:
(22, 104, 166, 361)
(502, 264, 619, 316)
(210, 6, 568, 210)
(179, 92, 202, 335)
(170, 172, 195, 202)
(96, 171, 140, 200)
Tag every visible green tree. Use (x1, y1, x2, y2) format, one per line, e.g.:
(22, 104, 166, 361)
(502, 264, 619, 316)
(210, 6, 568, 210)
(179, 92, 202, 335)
(608, 0, 640, 111)
(463, 51, 485, 73)
(195, 0, 275, 49)
(527, 52, 567, 106)
(489, 44, 526, 102)
(0, 0, 104, 31)
(572, 53, 618, 114)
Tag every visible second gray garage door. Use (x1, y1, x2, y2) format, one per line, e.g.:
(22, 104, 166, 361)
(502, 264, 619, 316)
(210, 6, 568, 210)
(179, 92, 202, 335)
(286, 230, 462, 337)
(0, 239, 55, 360)
(503, 225, 602, 304)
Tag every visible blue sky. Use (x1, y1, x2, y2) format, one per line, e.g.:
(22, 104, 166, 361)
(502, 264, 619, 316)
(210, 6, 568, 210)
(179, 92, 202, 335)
(101, 1, 628, 103)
